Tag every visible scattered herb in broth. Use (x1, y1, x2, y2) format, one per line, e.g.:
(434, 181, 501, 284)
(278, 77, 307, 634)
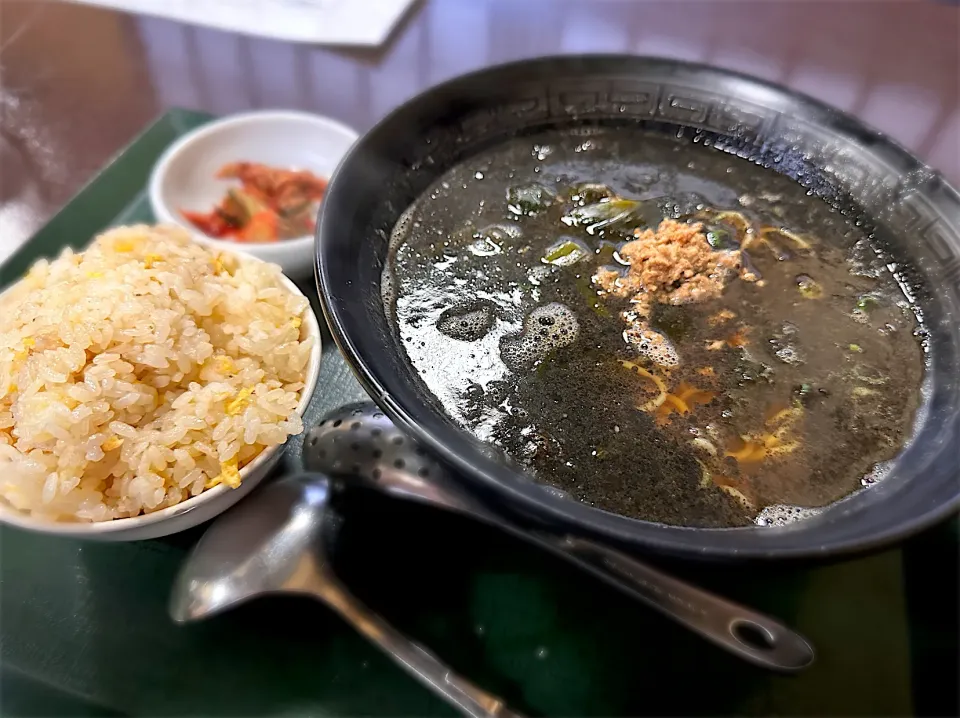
(383, 129, 925, 528)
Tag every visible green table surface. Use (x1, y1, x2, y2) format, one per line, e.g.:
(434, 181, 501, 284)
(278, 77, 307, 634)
(0, 109, 957, 717)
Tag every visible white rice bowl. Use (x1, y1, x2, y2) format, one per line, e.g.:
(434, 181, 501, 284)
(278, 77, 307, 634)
(0, 225, 316, 523)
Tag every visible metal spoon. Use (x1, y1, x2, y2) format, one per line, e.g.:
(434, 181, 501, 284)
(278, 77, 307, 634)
(170, 473, 522, 718)
(305, 402, 815, 673)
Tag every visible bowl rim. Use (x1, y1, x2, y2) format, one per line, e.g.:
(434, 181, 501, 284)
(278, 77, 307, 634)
(148, 109, 359, 249)
(0, 261, 323, 536)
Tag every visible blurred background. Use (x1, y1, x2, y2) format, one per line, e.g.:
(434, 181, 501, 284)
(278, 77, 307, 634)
(1, 0, 958, 262)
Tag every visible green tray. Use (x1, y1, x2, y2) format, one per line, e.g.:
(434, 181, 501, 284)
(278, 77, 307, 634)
(0, 109, 957, 718)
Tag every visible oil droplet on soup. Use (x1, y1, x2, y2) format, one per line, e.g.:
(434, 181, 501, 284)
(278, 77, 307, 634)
(382, 129, 925, 528)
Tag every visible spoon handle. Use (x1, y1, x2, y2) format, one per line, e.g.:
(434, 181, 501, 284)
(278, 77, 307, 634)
(366, 477, 813, 672)
(549, 535, 815, 672)
(312, 575, 523, 718)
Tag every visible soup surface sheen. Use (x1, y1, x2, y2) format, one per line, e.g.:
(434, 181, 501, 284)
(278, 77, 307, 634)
(383, 129, 925, 528)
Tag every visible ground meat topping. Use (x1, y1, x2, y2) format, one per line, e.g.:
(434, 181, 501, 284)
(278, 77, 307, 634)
(594, 219, 740, 313)
(593, 219, 741, 366)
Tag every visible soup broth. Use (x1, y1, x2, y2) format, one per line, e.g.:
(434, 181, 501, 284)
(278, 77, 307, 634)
(383, 129, 925, 527)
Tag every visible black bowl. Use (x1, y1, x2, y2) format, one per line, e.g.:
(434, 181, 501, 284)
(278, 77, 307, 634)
(316, 55, 960, 561)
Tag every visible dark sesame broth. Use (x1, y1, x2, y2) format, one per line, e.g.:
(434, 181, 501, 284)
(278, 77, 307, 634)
(383, 129, 925, 528)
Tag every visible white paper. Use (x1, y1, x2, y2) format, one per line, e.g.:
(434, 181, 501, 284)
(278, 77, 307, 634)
(66, 0, 417, 46)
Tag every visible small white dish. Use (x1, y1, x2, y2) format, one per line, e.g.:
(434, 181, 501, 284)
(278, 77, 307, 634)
(149, 110, 358, 278)
(0, 269, 322, 542)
